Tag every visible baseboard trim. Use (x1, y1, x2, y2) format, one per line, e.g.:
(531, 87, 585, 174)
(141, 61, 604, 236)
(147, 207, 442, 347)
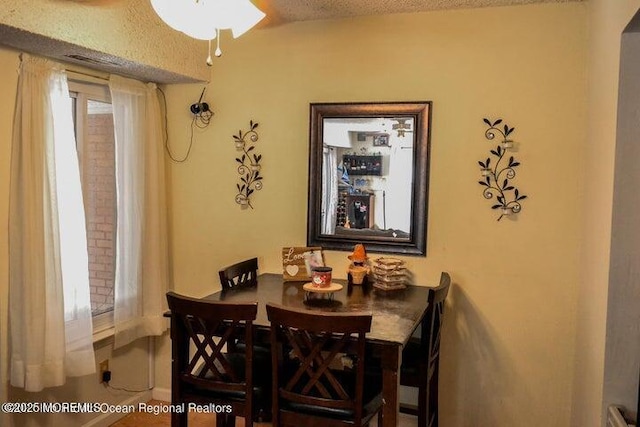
(81, 390, 152, 427)
(152, 387, 171, 402)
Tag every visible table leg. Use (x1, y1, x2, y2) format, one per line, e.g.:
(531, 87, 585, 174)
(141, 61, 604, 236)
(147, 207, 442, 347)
(380, 343, 401, 427)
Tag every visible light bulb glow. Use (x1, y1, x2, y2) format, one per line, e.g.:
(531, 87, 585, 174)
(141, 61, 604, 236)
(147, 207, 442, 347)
(150, 0, 265, 41)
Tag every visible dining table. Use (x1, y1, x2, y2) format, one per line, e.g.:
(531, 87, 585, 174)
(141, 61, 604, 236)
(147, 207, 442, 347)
(200, 272, 432, 427)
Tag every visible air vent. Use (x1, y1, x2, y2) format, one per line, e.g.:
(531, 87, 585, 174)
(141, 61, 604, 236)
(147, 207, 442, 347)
(64, 54, 120, 66)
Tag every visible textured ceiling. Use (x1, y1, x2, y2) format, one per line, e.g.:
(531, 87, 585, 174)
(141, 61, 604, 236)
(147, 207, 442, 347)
(261, 0, 583, 25)
(58, 0, 585, 25)
(0, 25, 199, 84)
(0, 0, 584, 84)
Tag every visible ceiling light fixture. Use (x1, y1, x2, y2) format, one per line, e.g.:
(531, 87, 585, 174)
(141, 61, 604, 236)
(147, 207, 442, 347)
(150, 0, 265, 66)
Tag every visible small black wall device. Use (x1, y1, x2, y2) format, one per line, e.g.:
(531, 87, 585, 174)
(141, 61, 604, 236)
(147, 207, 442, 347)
(190, 87, 210, 115)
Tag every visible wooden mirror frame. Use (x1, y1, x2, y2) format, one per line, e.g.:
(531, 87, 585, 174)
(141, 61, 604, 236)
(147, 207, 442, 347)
(307, 101, 432, 256)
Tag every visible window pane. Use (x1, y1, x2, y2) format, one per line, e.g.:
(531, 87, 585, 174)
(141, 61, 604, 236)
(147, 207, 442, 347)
(84, 99, 116, 316)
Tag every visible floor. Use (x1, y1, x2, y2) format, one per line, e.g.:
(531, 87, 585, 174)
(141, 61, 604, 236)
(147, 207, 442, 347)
(108, 400, 257, 427)
(109, 400, 418, 426)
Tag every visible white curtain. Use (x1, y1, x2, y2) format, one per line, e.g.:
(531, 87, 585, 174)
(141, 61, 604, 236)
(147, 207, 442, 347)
(109, 75, 169, 349)
(321, 146, 338, 234)
(9, 55, 95, 392)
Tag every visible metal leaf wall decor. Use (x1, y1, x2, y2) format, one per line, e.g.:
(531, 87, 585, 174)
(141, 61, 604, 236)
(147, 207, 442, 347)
(232, 120, 263, 209)
(478, 118, 527, 221)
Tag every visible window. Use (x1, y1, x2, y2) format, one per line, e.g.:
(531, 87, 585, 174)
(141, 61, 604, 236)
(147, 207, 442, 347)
(69, 81, 116, 330)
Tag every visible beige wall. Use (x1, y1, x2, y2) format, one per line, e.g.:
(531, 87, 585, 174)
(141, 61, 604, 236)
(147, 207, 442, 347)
(162, 4, 587, 425)
(0, 46, 19, 427)
(572, 0, 640, 425)
(1, 1, 637, 426)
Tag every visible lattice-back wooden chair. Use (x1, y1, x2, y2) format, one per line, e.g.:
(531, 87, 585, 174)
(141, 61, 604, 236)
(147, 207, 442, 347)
(218, 257, 268, 355)
(166, 292, 270, 427)
(266, 303, 383, 427)
(219, 257, 258, 289)
(399, 272, 451, 427)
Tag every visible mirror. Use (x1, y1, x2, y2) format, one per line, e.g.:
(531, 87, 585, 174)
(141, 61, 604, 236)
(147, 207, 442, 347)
(307, 102, 432, 256)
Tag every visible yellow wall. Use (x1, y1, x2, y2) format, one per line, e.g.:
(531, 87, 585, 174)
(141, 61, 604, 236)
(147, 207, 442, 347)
(1, 1, 637, 425)
(0, 47, 18, 427)
(572, 0, 640, 425)
(162, 4, 587, 425)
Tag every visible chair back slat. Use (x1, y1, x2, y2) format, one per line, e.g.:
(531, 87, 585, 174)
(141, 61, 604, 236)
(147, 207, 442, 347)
(219, 257, 259, 289)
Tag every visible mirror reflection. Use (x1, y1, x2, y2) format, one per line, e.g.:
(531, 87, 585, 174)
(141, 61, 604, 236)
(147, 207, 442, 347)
(307, 102, 431, 256)
(321, 117, 415, 239)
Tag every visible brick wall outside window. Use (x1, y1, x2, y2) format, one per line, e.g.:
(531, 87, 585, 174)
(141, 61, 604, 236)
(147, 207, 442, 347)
(84, 110, 116, 316)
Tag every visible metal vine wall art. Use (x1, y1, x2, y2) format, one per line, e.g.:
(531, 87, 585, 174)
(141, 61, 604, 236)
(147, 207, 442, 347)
(478, 118, 527, 221)
(232, 120, 263, 209)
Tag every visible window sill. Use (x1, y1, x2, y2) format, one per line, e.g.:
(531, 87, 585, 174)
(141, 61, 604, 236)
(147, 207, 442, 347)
(93, 326, 115, 345)
(93, 309, 114, 345)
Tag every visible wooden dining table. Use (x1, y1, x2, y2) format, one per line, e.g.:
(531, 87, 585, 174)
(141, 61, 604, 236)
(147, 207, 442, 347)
(199, 272, 431, 426)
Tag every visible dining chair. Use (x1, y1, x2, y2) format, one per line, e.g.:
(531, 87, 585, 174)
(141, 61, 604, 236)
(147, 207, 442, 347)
(219, 257, 259, 289)
(399, 272, 451, 427)
(166, 291, 270, 427)
(266, 303, 383, 427)
(218, 257, 269, 356)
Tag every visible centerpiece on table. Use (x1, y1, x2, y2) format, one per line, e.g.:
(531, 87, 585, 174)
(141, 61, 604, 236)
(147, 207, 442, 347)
(347, 244, 370, 286)
(371, 257, 408, 290)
